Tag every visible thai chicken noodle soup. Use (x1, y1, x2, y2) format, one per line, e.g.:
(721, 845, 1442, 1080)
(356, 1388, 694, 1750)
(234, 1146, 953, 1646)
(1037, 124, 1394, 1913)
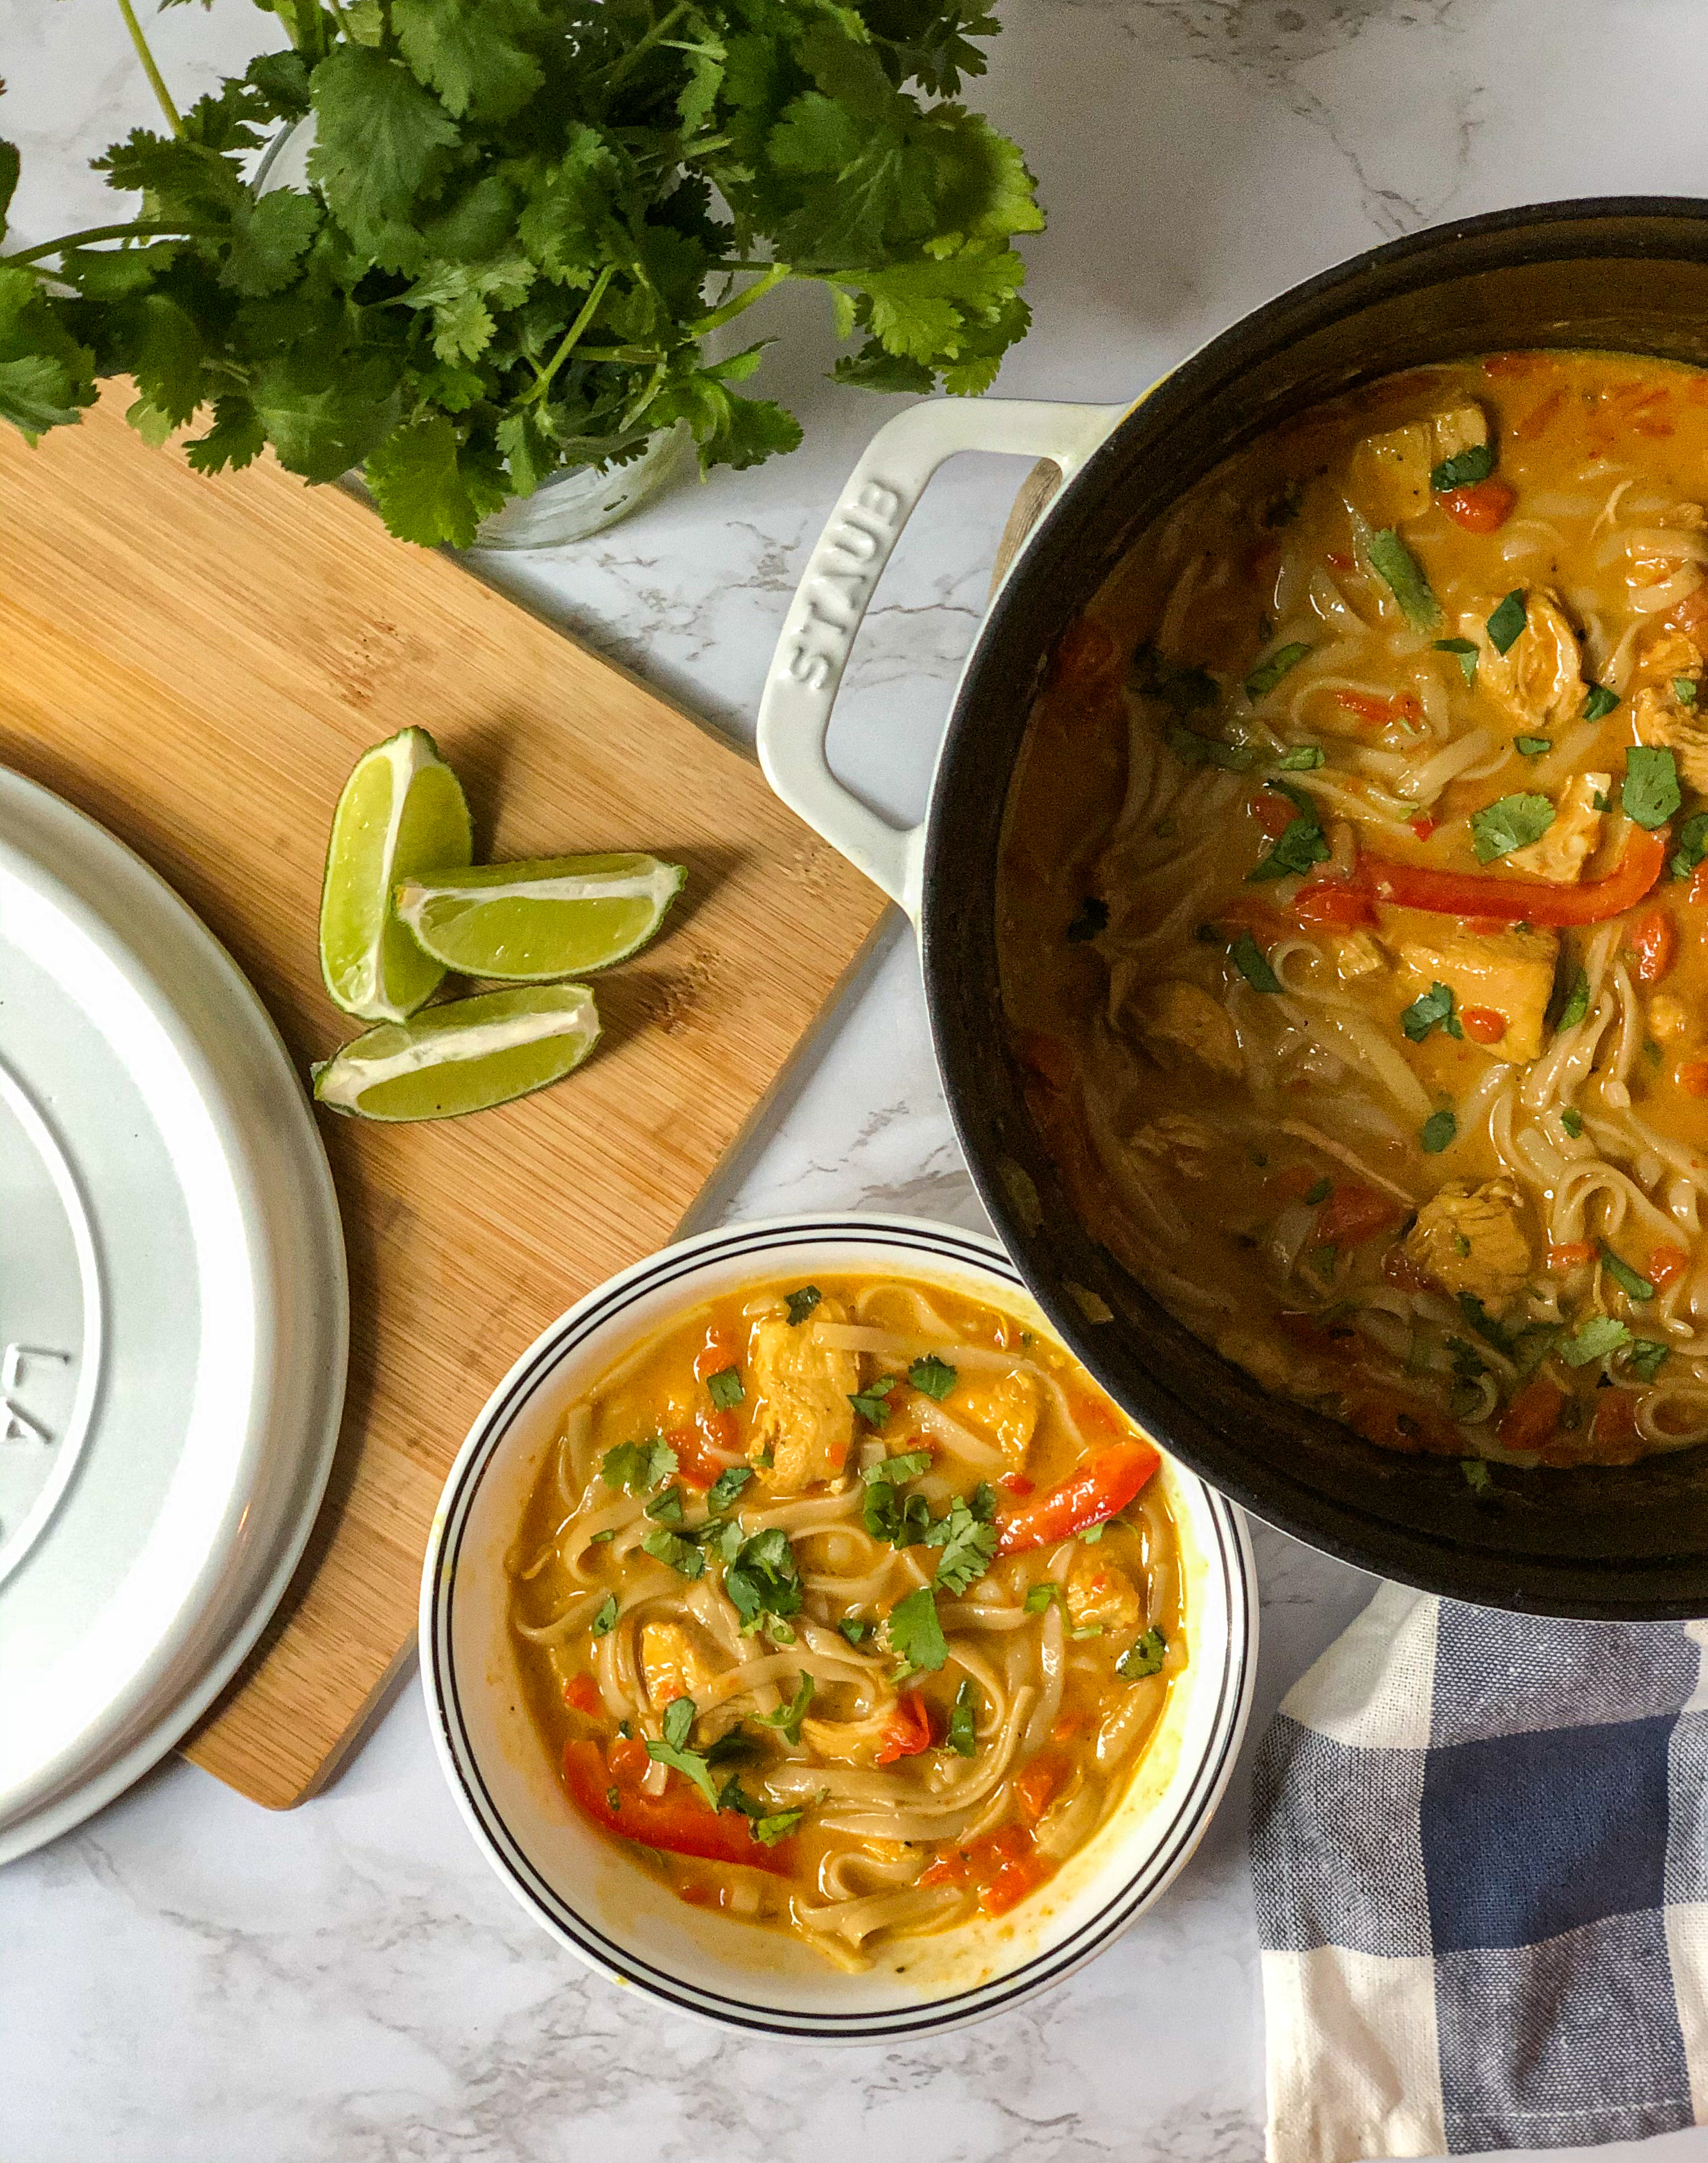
(508, 1274, 1183, 1965)
(999, 351, 1708, 1470)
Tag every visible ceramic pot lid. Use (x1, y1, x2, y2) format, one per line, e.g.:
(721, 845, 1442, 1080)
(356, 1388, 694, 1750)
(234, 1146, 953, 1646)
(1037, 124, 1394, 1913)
(0, 770, 347, 1860)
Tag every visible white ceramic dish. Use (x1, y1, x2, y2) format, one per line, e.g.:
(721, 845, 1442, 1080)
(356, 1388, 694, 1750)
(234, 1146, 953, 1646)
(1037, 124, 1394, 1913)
(0, 770, 348, 1862)
(421, 1213, 1256, 2039)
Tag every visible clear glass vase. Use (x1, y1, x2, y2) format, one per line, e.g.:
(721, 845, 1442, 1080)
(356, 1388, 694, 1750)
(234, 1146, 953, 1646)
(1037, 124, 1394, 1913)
(256, 120, 696, 551)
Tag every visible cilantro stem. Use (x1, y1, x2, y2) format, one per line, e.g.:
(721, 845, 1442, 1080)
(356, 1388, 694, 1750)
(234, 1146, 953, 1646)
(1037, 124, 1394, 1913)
(604, 1, 692, 85)
(692, 261, 791, 336)
(113, 0, 182, 137)
(526, 264, 618, 405)
(2, 220, 201, 267)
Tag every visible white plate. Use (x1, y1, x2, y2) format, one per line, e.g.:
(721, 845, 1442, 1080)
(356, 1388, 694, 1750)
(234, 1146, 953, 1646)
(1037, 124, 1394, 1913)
(0, 770, 347, 1861)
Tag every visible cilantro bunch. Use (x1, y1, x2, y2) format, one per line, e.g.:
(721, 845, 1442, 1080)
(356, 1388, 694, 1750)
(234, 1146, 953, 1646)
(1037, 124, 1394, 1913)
(0, 0, 1043, 546)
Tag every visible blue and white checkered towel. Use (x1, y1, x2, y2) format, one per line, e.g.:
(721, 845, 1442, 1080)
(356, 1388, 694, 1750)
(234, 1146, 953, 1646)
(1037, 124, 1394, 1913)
(1252, 1585, 1708, 2162)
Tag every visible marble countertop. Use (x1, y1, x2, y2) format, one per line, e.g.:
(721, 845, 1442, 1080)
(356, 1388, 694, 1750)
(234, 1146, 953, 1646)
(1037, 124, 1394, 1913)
(6, 4, 1708, 2157)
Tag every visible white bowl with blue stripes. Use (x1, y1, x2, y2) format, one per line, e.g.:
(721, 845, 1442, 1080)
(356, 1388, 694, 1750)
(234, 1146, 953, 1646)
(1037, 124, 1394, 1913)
(420, 1213, 1258, 2039)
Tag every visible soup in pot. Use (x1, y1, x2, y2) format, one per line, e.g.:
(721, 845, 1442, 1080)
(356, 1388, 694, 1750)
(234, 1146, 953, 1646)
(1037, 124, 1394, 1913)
(508, 1273, 1184, 1966)
(999, 351, 1708, 1469)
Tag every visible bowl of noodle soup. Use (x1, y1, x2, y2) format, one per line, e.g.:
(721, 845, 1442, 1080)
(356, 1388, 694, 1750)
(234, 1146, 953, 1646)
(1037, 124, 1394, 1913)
(420, 1214, 1256, 2038)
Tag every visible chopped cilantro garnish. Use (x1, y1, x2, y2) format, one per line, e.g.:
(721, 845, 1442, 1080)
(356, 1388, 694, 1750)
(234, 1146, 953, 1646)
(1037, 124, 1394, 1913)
(1583, 684, 1620, 722)
(1470, 793, 1554, 863)
(706, 1365, 744, 1411)
(1247, 783, 1331, 882)
(1622, 745, 1681, 830)
(1305, 1177, 1332, 1205)
(1671, 812, 1708, 882)
(705, 1464, 753, 1514)
(1461, 1459, 1493, 1495)
(1560, 971, 1591, 1029)
(785, 1286, 822, 1327)
(1168, 722, 1255, 772)
(1600, 1244, 1655, 1302)
(837, 1615, 872, 1645)
(926, 1498, 999, 1596)
(1402, 980, 1465, 1043)
(722, 1526, 803, 1631)
(1420, 1109, 1457, 1155)
(1560, 1108, 1584, 1139)
(700, 1517, 745, 1567)
(1513, 734, 1552, 758)
(750, 1807, 806, 1847)
(1079, 1521, 1107, 1544)
(1276, 743, 1327, 770)
(864, 1448, 934, 1489)
(646, 1697, 720, 1808)
(1559, 1315, 1632, 1367)
(1485, 589, 1527, 655)
(1431, 443, 1495, 490)
(946, 1680, 979, 1758)
(849, 1376, 900, 1426)
(645, 1485, 685, 1524)
(1231, 928, 1283, 994)
(758, 1674, 814, 1744)
(1628, 1339, 1671, 1383)
(1433, 636, 1479, 686)
(908, 1354, 958, 1402)
(1066, 895, 1109, 943)
(703, 1726, 760, 1768)
(1675, 678, 1700, 706)
(1367, 528, 1441, 632)
(1592, 789, 1612, 812)
(1262, 480, 1305, 528)
(589, 1528, 616, 1546)
(600, 1437, 677, 1494)
(590, 1593, 618, 1638)
(1023, 1581, 1061, 1614)
(1244, 642, 1313, 699)
(1117, 1627, 1167, 1680)
(1131, 645, 1221, 715)
(886, 1585, 948, 1675)
(642, 1526, 704, 1579)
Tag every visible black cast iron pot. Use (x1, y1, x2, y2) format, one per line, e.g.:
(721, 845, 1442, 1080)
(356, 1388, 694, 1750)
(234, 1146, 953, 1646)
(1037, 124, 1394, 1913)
(758, 199, 1708, 1618)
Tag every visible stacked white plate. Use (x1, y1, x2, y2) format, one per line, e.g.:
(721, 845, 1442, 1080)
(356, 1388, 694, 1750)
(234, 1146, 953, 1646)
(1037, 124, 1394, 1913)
(0, 770, 347, 1862)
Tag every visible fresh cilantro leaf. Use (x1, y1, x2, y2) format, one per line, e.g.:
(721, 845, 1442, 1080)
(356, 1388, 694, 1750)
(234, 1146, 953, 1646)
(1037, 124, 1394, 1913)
(1431, 443, 1494, 490)
(927, 1500, 998, 1596)
(1561, 1108, 1584, 1139)
(363, 414, 506, 548)
(1231, 929, 1282, 994)
(1600, 1244, 1655, 1302)
(1583, 684, 1620, 721)
(1275, 743, 1326, 769)
(1022, 1581, 1061, 1614)
(1461, 1457, 1493, 1495)
(707, 1366, 744, 1410)
(946, 1679, 978, 1758)
(1305, 1177, 1332, 1205)
(646, 1696, 720, 1807)
(1485, 589, 1527, 655)
(886, 1585, 948, 1674)
(1559, 1315, 1632, 1367)
(1676, 678, 1701, 706)
(1671, 812, 1708, 882)
(1628, 1338, 1671, 1383)
(908, 1355, 958, 1402)
(1434, 636, 1479, 686)
(759, 1674, 814, 1744)
(642, 1526, 704, 1578)
(307, 47, 461, 272)
(1593, 789, 1613, 812)
(1065, 895, 1108, 943)
(785, 1286, 822, 1326)
(1247, 790, 1331, 882)
(182, 395, 266, 475)
(1420, 1109, 1457, 1154)
(969, 1481, 999, 1522)
(1366, 529, 1441, 632)
(644, 1485, 685, 1525)
(864, 1448, 934, 1489)
(722, 1526, 803, 1631)
(1401, 981, 1464, 1044)
(1513, 735, 1552, 758)
(590, 1592, 618, 1637)
(600, 1437, 677, 1494)
(705, 1464, 752, 1514)
(751, 1808, 806, 1847)
(222, 189, 323, 298)
(1117, 1627, 1167, 1679)
(1622, 746, 1681, 830)
(700, 1517, 745, 1568)
(836, 1615, 872, 1645)
(849, 1376, 900, 1426)
(1560, 972, 1591, 1029)
(390, 0, 547, 125)
(1470, 793, 1554, 863)
(1244, 642, 1312, 699)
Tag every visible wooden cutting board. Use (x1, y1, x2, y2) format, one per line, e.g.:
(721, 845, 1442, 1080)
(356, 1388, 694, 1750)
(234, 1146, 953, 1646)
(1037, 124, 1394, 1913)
(0, 386, 888, 1809)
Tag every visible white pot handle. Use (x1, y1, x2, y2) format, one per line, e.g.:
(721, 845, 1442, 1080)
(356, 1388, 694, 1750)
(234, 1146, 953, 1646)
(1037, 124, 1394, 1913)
(756, 398, 1127, 919)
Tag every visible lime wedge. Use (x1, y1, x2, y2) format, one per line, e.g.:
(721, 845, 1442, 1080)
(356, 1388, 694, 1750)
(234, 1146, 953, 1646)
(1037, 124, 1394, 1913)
(394, 853, 686, 981)
(312, 985, 600, 1121)
(320, 728, 473, 1021)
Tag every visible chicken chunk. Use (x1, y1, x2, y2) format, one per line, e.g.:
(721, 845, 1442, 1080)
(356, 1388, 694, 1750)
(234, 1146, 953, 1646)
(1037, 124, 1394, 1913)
(1465, 589, 1584, 733)
(1632, 625, 1707, 684)
(1396, 921, 1560, 1064)
(639, 1620, 725, 1711)
(1065, 1558, 1142, 1635)
(1650, 993, 1689, 1042)
(1350, 406, 1488, 523)
(799, 1703, 900, 1766)
(747, 1298, 860, 1492)
(1507, 772, 1610, 882)
(1404, 1178, 1535, 1316)
(1125, 978, 1243, 1082)
(1129, 1111, 1221, 1179)
(951, 1367, 1039, 1469)
(1633, 683, 1708, 795)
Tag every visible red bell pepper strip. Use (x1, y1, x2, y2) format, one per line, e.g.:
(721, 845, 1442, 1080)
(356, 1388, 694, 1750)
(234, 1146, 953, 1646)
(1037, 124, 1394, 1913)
(560, 1742, 795, 1871)
(1356, 826, 1666, 926)
(995, 1439, 1160, 1556)
(873, 1692, 935, 1766)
